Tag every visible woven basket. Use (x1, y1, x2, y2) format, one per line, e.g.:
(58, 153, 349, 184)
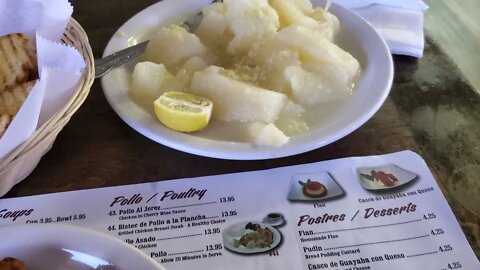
(0, 18, 94, 196)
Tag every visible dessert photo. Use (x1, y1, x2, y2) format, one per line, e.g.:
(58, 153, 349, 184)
(357, 164, 418, 191)
(287, 171, 344, 201)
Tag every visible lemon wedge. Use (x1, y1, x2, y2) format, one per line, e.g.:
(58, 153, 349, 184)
(153, 92, 213, 133)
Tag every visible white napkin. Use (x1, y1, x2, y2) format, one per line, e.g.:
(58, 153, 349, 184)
(333, 0, 428, 58)
(333, 0, 428, 11)
(0, 0, 85, 159)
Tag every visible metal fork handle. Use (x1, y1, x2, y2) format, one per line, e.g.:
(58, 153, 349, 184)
(94, 0, 222, 78)
(94, 41, 149, 78)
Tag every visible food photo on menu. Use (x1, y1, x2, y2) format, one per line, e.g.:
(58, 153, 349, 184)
(1, 0, 480, 270)
(357, 165, 418, 191)
(222, 214, 285, 255)
(288, 172, 345, 202)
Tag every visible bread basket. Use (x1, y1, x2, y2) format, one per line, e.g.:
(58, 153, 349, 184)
(0, 18, 94, 196)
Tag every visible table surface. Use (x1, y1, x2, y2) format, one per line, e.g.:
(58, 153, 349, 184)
(3, 0, 480, 258)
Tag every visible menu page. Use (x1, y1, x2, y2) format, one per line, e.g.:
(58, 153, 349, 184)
(0, 151, 478, 269)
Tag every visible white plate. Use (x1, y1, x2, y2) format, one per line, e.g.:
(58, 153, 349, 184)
(101, 0, 393, 160)
(288, 172, 344, 201)
(222, 222, 281, 254)
(0, 224, 165, 270)
(357, 164, 418, 190)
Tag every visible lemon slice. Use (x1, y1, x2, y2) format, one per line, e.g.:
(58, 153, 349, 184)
(153, 92, 213, 133)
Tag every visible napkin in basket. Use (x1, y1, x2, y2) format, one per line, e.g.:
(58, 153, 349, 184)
(0, 0, 86, 159)
(333, 0, 428, 58)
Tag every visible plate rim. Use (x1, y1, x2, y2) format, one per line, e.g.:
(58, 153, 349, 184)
(0, 223, 166, 270)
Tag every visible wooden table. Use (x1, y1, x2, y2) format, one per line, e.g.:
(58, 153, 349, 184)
(4, 0, 480, 258)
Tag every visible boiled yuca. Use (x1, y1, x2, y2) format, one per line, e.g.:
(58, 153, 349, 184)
(285, 66, 351, 106)
(274, 25, 359, 85)
(269, 0, 339, 40)
(269, 0, 315, 27)
(191, 66, 288, 123)
(225, 0, 279, 53)
(131, 58, 208, 107)
(257, 49, 302, 94)
(133, 0, 360, 147)
(162, 56, 208, 93)
(131, 62, 172, 107)
(247, 122, 289, 147)
(195, 2, 232, 49)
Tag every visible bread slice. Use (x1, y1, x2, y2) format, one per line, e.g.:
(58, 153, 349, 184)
(0, 114, 13, 138)
(0, 33, 37, 93)
(0, 80, 36, 115)
(0, 80, 36, 139)
(0, 257, 28, 270)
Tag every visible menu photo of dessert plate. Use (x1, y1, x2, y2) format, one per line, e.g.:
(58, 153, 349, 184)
(222, 221, 282, 255)
(287, 172, 344, 201)
(357, 164, 418, 191)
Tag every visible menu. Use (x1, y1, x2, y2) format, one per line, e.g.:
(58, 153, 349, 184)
(0, 151, 479, 269)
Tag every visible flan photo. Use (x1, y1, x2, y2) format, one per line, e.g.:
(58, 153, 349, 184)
(287, 171, 344, 201)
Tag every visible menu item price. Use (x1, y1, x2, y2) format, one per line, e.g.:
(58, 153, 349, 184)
(219, 196, 235, 203)
(73, 214, 86, 220)
(447, 262, 462, 269)
(204, 228, 221, 235)
(25, 212, 88, 224)
(39, 217, 52, 223)
(431, 228, 445, 235)
(206, 244, 223, 252)
(221, 210, 237, 217)
(423, 213, 436, 220)
(439, 244, 453, 252)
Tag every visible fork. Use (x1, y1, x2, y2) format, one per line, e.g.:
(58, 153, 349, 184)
(94, 0, 220, 78)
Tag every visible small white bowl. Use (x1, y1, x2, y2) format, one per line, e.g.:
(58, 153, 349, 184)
(262, 213, 285, 227)
(101, 0, 393, 160)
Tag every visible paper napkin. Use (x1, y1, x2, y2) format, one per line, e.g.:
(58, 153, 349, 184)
(0, 0, 85, 159)
(333, 0, 428, 58)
